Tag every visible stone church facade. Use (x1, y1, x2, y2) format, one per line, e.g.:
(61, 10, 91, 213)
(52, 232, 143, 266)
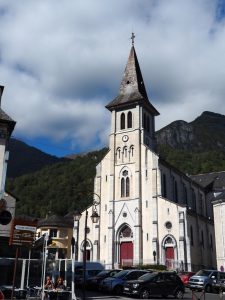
(75, 45, 216, 271)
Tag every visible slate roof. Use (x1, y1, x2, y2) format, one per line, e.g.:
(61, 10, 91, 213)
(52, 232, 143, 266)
(190, 171, 225, 190)
(106, 46, 159, 116)
(37, 214, 73, 228)
(214, 190, 225, 201)
(0, 108, 16, 135)
(0, 86, 16, 135)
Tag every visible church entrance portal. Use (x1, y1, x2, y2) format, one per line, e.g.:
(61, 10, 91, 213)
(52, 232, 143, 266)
(163, 235, 176, 270)
(118, 225, 133, 267)
(165, 247, 174, 269)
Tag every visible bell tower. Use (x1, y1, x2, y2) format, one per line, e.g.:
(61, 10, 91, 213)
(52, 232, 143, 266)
(104, 36, 160, 267)
(106, 38, 159, 153)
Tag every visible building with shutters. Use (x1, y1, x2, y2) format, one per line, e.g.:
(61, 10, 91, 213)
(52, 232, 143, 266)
(74, 43, 216, 271)
(0, 86, 16, 255)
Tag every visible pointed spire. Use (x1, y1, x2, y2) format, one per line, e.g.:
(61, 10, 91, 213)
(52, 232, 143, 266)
(106, 41, 159, 116)
(118, 45, 148, 99)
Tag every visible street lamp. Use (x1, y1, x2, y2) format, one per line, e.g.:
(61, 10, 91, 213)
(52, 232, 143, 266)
(74, 209, 81, 260)
(71, 210, 82, 300)
(74, 195, 100, 300)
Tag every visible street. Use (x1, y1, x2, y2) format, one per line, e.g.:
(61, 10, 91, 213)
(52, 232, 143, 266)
(74, 288, 225, 300)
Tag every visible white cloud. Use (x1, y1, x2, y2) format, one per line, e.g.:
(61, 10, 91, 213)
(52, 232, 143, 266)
(0, 0, 224, 154)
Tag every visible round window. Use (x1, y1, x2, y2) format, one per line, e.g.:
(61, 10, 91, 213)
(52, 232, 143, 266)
(165, 221, 172, 230)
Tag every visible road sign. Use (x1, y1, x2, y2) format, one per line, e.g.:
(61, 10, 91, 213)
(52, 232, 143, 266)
(9, 218, 37, 246)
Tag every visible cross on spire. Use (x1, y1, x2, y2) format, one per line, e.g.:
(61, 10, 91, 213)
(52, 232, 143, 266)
(131, 32, 135, 46)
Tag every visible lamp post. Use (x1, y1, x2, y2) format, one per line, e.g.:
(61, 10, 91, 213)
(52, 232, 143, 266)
(71, 210, 82, 300)
(74, 195, 100, 300)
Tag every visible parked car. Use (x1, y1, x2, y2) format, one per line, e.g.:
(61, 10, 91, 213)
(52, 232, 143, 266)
(188, 269, 223, 292)
(100, 269, 150, 295)
(67, 261, 104, 288)
(179, 271, 195, 286)
(75, 269, 102, 287)
(211, 272, 225, 293)
(86, 269, 121, 290)
(123, 271, 185, 299)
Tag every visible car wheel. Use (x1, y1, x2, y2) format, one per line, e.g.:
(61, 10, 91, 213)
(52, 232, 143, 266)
(140, 288, 151, 299)
(205, 285, 212, 293)
(113, 285, 122, 295)
(174, 289, 184, 299)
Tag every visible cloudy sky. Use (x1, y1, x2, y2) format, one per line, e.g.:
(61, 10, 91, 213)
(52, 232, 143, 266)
(0, 0, 225, 157)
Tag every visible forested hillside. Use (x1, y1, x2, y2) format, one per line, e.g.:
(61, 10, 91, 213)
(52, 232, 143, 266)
(6, 148, 108, 217)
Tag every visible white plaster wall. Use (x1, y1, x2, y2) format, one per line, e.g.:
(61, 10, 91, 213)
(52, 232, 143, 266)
(213, 201, 225, 270)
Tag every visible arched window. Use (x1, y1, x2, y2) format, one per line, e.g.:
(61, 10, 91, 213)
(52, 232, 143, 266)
(210, 234, 213, 250)
(116, 147, 121, 159)
(191, 188, 196, 211)
(120, 225, 133, 238)
(121, 113, 125, 130)
(174, 180, 178, 203)
(123, 146, 128, 158)
(127, 111, 132, 128)
(121, 170, 130, 198)
(147, 115, 150, 132)
(183, 185, 188, 205)
(126, 177, 130, 197)
(143, 113, 146, 129)
(201, 230, 204, 248)
(121, 178, 125, 197)
(130, 145, 134, 157)
(199, 194, 203, 214)
(190, 226, 194, 246)
(162, 174, 167, 198)
(172, 176, 178, 203)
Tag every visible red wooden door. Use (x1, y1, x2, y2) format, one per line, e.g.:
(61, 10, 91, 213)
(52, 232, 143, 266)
(165, 247, 174, 269)
(83, 249, 91, 261)
(120, 242, 133, 267)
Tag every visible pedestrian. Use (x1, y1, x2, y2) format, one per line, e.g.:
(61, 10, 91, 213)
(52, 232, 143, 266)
(44, 276, 54, 289)
(54, 277, 66, 290)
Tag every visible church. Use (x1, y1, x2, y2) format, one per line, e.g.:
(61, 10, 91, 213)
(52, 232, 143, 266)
(75, 42, 216, 272)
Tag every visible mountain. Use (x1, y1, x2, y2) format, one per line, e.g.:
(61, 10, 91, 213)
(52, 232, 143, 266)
(156, 111, 225, 174)
(5, 111, 225, 218)
(7, 138, 68, 178)
(156, 111, 225, 151)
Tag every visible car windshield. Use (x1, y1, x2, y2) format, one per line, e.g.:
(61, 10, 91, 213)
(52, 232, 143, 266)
(113, 270, 129, 278)
(96, 271, 109, 277)
(138, 273, 158, 281)
(195, 270, 212, 276)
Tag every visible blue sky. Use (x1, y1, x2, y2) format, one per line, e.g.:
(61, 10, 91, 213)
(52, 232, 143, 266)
(0, 0, 225, 157)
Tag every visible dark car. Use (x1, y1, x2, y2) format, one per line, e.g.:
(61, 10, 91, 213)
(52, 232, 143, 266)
(86, 269, 121, 290)
(123, 271, 185, 299)
(75, 269, 102, 287)
(100, 269, 150, 295)
(179, 271, 195, 286)
(211, 272, 225, 293)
